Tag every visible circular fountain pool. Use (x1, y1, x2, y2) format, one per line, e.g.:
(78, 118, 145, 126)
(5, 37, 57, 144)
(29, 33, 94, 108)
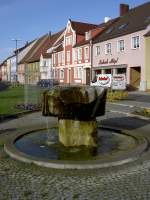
(4, 126, 147, 169)
(14, 128, 138, 161)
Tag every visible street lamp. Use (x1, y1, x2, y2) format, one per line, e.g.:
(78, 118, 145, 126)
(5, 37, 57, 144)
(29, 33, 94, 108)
(11, 38, 22, 82)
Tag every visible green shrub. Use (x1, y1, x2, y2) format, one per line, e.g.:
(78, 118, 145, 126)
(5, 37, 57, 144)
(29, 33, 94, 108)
(107, 90, 128, 102)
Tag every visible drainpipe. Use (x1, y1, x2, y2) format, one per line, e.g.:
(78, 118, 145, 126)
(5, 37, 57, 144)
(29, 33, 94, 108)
(90, 39, 93, 84)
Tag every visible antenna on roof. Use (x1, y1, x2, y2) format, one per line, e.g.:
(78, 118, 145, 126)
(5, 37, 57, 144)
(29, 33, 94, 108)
(49, 31, 52, 37)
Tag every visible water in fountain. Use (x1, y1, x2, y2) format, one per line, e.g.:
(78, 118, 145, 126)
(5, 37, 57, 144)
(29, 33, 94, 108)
(13, 85, 140, 164)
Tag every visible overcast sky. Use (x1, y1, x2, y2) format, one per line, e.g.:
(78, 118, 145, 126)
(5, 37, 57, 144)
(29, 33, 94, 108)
(0, 0, 148, 62)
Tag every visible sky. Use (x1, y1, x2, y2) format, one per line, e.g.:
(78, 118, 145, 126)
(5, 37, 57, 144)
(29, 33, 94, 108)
(0, 0, 149, 63)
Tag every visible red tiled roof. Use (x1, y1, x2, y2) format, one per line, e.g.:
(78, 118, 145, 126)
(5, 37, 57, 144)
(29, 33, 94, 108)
(54, 44, 63, 53)
(74, 27, 104, 47)
(19, 29, 64, 63)
(19, 35, 47, 64)
(71, 20, 98, 35)
(53, 36, 64, 47)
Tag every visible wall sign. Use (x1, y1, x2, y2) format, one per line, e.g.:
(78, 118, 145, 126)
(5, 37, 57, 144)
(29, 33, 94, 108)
(99, 58, 119, 65)
(91, 73, 126, 90)
(91, 74, 112, 87)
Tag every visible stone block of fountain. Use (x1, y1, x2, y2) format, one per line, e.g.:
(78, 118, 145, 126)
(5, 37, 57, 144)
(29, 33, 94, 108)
(42, 85, 107, 147)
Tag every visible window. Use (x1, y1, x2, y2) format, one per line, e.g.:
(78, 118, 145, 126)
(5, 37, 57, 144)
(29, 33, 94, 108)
(96, 46, 100, 56)
(53, 54, 56, 65)
(66, 51, 70, 63)
(132, 36, 139, 49)
(54, 69, 58, 78)
(58, 52, 61, 64)
(84, 47, 89, 59)
(105, 43, 111, 54)
(74, 49, 78, 61)
(65, 36, 72, 46)
(60, 69, 64, 79)
(78, 67, 82, 79)
(78, 48, 82, 60)
(118, 40, 125, 52)
(73, 49, 77, 62)
(62, 52, 64, 64)
(117, 68, 126, 74)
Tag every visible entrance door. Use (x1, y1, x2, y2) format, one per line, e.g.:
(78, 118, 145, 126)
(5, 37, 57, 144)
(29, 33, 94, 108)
(86, 68, 90, 85)
(130, 67, 141, 89)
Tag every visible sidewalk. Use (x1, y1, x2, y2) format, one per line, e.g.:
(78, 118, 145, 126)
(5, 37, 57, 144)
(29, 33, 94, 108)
(109, 91, 150, 109)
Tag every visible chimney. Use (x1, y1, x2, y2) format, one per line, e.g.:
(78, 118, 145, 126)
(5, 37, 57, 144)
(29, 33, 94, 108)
(120, 4, 129, 16)
(104, 17, 111, 23)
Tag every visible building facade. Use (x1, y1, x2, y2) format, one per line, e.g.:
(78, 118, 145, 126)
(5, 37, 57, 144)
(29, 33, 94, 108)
(52, 19, 102, 85)
(1, 2, 150, 91)
(17, 40, 37, 84)
(0, 61, 8, 81)
(92, 2, 150, 91)
(145, 31, 150, 91)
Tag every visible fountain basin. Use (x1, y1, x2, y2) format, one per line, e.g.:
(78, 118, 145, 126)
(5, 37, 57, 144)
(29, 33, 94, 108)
(4, 126, 148, 169)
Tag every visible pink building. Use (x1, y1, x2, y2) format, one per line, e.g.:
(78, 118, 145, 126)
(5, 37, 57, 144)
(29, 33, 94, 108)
(51, 19, 113, 85)
(52, 19, 99, 85)
(92, 2, 150, 91)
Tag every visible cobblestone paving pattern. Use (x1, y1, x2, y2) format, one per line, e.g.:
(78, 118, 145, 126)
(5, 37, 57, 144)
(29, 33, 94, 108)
(0, 107, 150, 200)
(0, 151, 150, 200)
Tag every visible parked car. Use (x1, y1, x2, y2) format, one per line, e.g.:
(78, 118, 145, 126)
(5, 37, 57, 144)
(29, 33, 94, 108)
(37, 79, 59, 88)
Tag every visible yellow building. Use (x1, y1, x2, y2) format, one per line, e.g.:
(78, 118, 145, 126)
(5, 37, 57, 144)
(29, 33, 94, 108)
(145, 31, 150, 91)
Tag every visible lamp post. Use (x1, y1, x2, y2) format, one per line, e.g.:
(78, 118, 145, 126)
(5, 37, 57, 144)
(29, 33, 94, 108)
(11, 38, 21, 82)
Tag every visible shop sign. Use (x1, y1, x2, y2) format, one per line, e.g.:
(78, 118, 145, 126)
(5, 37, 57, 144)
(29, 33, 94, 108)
(91, 74, 112, 87)
(112, 74, 126, 90)
(99, 58, 119, 65)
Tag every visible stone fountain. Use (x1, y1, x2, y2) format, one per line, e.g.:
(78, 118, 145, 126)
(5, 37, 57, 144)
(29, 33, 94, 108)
(5, 84, 147, 169)
(42, 85, 107, 147)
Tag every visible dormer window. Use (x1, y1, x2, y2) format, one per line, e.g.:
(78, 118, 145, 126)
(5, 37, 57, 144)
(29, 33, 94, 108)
(118, 23, 128, 30)
(106, 27, 113, 34)
(85, 31, 91, 40)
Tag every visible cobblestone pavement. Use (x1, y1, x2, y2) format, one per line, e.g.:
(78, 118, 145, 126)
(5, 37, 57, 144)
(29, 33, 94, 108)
(0, 108, 150, 199)
(1, 151, 150, 200)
